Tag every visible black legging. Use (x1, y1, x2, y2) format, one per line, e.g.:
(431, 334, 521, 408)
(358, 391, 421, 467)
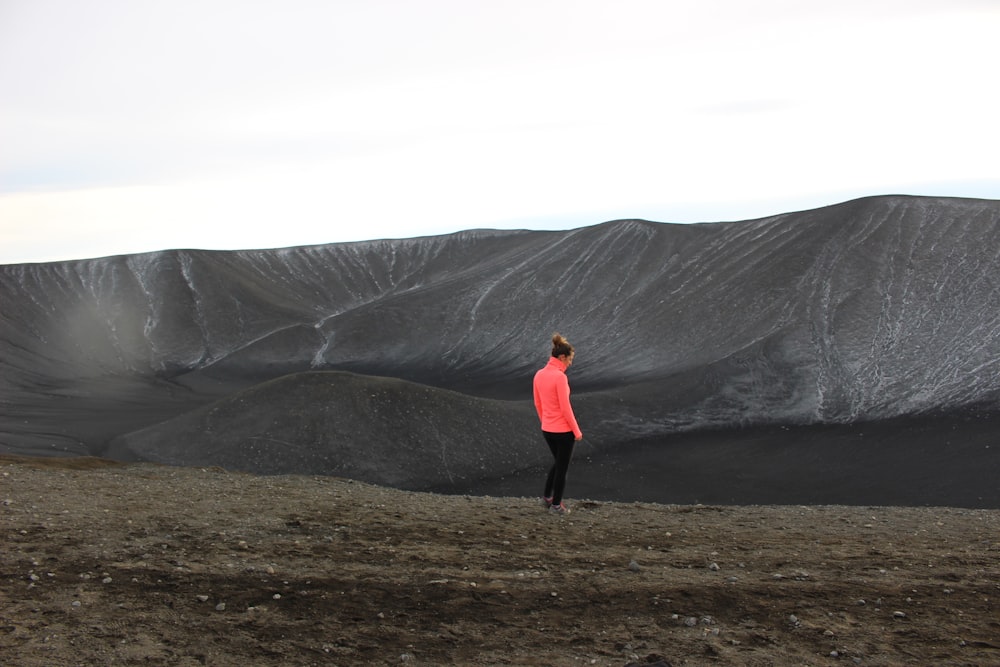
(543, 431, 576, 505)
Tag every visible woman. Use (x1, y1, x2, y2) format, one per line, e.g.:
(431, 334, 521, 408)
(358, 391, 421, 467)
(532, 332, 583, 514)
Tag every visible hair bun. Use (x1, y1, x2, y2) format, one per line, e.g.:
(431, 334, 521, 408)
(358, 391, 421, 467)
(550, 332, 574, 358)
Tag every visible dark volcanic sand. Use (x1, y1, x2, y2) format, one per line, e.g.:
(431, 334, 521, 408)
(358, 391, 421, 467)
(3, 456, 1000, 666)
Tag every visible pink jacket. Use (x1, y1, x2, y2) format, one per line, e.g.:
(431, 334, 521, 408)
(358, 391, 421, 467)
(533, 356, 582, 438)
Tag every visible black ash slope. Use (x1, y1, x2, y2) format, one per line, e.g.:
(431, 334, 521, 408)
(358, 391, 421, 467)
(2, 195, 1000, 506)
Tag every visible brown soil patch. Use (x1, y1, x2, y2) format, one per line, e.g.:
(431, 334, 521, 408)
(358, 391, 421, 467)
(2, 458, 998, 666)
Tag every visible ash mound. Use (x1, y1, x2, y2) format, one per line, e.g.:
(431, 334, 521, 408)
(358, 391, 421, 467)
(107, 371, 541, 489)
(3, 195, 1000, 506)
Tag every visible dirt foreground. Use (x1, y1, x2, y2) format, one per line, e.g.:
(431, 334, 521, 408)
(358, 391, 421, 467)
(2, 456, 999, 666)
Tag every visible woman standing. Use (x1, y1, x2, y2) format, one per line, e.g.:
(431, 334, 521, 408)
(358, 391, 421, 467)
(532, 332, 583, 514)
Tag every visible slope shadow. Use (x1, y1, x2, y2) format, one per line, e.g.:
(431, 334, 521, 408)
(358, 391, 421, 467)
(468, 409, 1000, 509)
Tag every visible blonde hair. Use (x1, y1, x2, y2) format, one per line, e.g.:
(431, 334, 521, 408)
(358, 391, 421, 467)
(550, 332, 574, 358)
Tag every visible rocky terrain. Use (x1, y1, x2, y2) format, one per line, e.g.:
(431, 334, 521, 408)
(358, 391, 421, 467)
(2, 455, 999, 666)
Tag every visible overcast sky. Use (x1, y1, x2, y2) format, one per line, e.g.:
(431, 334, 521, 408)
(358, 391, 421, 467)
(1, 0, 998, 264)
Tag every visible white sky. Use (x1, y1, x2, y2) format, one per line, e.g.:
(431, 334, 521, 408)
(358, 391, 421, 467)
(1, 0, 998, 264)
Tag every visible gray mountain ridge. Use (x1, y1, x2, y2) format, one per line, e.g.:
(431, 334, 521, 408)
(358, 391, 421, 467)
(3, 195, 1000, 506)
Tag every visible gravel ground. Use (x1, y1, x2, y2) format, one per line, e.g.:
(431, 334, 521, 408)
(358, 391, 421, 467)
(2, 455, 999, 666)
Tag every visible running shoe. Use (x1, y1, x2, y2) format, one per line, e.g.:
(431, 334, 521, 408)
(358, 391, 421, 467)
(550, 502, 571, 514)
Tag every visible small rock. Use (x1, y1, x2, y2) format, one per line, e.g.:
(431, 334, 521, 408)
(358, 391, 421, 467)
(628, 560, 641, 572)
(708, 562, 720, 571)
(215, 603, 226, 611)
(196, 595, 209, 602)
(893, 611, 907, 619)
